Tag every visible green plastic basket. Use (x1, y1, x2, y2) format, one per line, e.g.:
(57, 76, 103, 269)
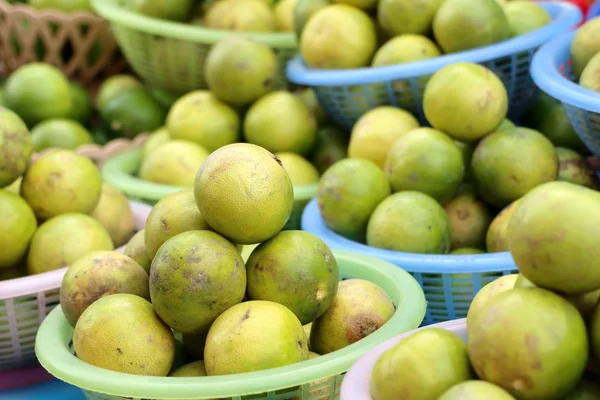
(91, 0, 298, 94)
(101, 149, 319, 231)
(35, 250, 426, 400)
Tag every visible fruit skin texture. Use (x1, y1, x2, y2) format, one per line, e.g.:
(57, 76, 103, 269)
(377, 0, 444, 37)
(204, 300, 309, 375)
(90, 183, 136, 247)
(124, 229, 151, 274)
(139, 140, 209, 187)
(468, 288, 588, 400)
(96, 75, 142, 111)
(275, 152, 320, 185)
(101, 88, 166, 139)
(486, 200, 519, 253)
(0, 190, 37, 268)
(31, 119, 93, 152)
(21, 149, 103, 220)
(194, 143, 294, 245)
(203, 0, 275, 32)
(0, 108, 32, 188)
(556, 147, 598, 189)
(60, 251, 149, 327)
(466, 274, 518, 328)
(503, 1, 551, 37)
(73, 294, 175, 376)
(438, 381, 516, 400)
(204, 37, 279, 107)
(367, 191, 451, 254)
(310, 279, 395, 354)
(444, 192, 493, 251)
(571, 17, 600, 78)
(424, 63, 508, 142)
(246, 230, 340, 325)
(274, 0, 299, 30)
(149, 230, 247, 334)
(372, 34, 441, 67)
(472, 128, 558, 208)
(300, 4, 377, 69)
(507, 181, 600, 294)
(317, 158, 391, 242)
(580, 51, 600, 93)
(370, 328, 474, 400)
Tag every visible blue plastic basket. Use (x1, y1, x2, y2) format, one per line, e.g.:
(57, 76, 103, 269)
(589, 1, 600, 20)
(301, 199, 517, 326)
(531, 30, 600, 157)
(286, 2, 582, 131)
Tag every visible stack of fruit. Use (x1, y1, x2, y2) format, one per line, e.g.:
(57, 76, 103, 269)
(571, 16, 600, 93)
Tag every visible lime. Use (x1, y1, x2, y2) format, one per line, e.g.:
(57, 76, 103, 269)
(67, 82, 92, 124)
(101, 88, 167, 138)
(96, 74, 143, 111)
(31, 119, 94, 152)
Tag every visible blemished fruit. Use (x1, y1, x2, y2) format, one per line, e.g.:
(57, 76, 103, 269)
(20, 149, 103, 220)
(556, 147, 598, 189)
(486, 200, 519, 253)
(372, 34, 441, 67)
(503, 1, 551, 37)
(0, 108, 32, 188)
(73, 294, 175, 376)
(370, 328, 474, 400)
(571, 17, 600, 78)
(275, 152, 320, 185)
(203, 0, 276, 32)
(139, 140, 209, 187)
(204, 300, 309, 375)
(580, 51, 600, 93)
(90, 184, 135, 247)
(444, 192, 493, 251)
(96, 75, 143, 111)
(438, 381, 517, 400)
(60, 251, 149, 327)
(194, 143, 294, 245)
(123, 230, 151, 274)
(0, 190, 37, 268)
(31, 119, 94, 152)
(466, 274, 518, 328)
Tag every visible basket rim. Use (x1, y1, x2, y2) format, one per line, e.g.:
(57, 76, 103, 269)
(530, 29, 600, 113)
(301, 199, 517, 274)
(91, 0, 297, 48)
(285, 2, 582, 86)
(35, 249, 427, 399)
(101, 148, 319, 203)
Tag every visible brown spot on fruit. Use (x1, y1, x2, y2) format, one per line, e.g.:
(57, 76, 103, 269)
(345, 313, 383, 344)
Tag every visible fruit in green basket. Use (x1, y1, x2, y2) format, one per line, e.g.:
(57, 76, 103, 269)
(503, 1, 551, 37)
(310, 125, 348, 174)
(563, 378, 600, 400)
(124, 230, 151, 274)
(385, 128, 464, 202)
(166, 91, 240, 152)
(472, 128, 558, 208)
(317, 158, 391, 241)
(423, 63, 508, 142)
(556, 147, 598, 189)
(29, 0, 92, 12)
(580, 51, 600, 93)
(367, 191, 451, 254)
(244, 91, 317, 155)
(372, 34, 441, 67)
(293, 0, 331, 39)
(139, 140, 209, 186)
(444, 192, 493, 251)
(571, 17, 600, 78)
(27, 213, 113, 274)
(486, 200, 519, 253)
(275, 152, 320, 185)
(74, 293, 175, 376)
(21, 149, 102, 220)
(246, 230, 339, 324)
(5, 63, 72, 127)
(508, 181, 600, 294)
(439, 381, 517, 400)
(348, 107, 420, 169)
(195, 143, 294, 245)
(311, 279, 395, 354)
(450, 248, 485, 255)
(142, 127, 170, 159)
(300, 5, 377, 69)
(144, 190, 212, 258)
(466, 274, 518, 328)
(0, 190, 37, 269)
(205, 300, 309, 375)
(170, 361, 207, 377)
(468, 288, 588, 399)
(0, 108, 32, 188)
(121, 0, 194, 21)
(377, 0, 444, 37)
(433, 0, 510, 54)
(203, 0, 276, 32)
(96, 75, 143, 111)
(90, 184, 135, 247)
(370, 328, 473, 400)
(31, 119, 93, 152)
(150, 230, 247, 334)
(274, 0, 298, 31)
(67, 82, 92, 124)
(60, 251, 149, 327)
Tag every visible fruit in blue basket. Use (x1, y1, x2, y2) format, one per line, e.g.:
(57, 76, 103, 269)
(317, 158, 391, 241)
(367, 191, 451, 254)
(124, 230, 151, 274)
(150, 230, 247, 334)
(205, 300, 309, 375)
(275, 152, 320, 185)
(73, 294, 175, 376)
(142, 127, 170, 159)
(372, 34, 441, 67)
(21, 149, 102, 220)
(166, 91, 240, 152)
(205, 37, 279, 107)
(27, 213, 113, 274)
(466, 274, 518, 328)
(29, 0, 92, 12)
(144, 190, 212, 258)
(246, 230, 339, 324)
(444, 192, 493, 251)
(472, 128, 558, 208)
(31, 118, 93, 152)
(310, 279, 395, 354)
(503, 1, 551, 37)
(4, 63, 72, 127)
(300, 4, 377, 69)
(293, 0, 331, 38)
(433, 0, 510, 54)
(0, 190, 37, 268)
(169, 361, 207, 377)
(563, 378, 600, 400)
(454, 141, 476, 182)
(67, 82, 92, 124)
(195, 143, 294, 245)
(377, 0, 444, 37)
(96, 75, 143, 111)
(571, 17, 600, 78)
(310, 125, 348, 174)
(580, 51, 600, 92)
(139, 140, 209, 186)
(439, 381, 517, 400)
(90, 184, 135, 247)
(370, 328, 473, 400)
(60, 251, 149, 327)
(274, 0, 299, 31)
(348, 106, 420, 169)
(486, 200, 519, 253)
(0, 108, 32, 188)
(508, 181, 600, 294)
(203, 0, 276, 32)
(423, 63, 508, 142)
(556, 147, 598, 189)
(450, 248, 485, 255)
(121, 0, 194, 21)
(468, 288, 588, 399)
